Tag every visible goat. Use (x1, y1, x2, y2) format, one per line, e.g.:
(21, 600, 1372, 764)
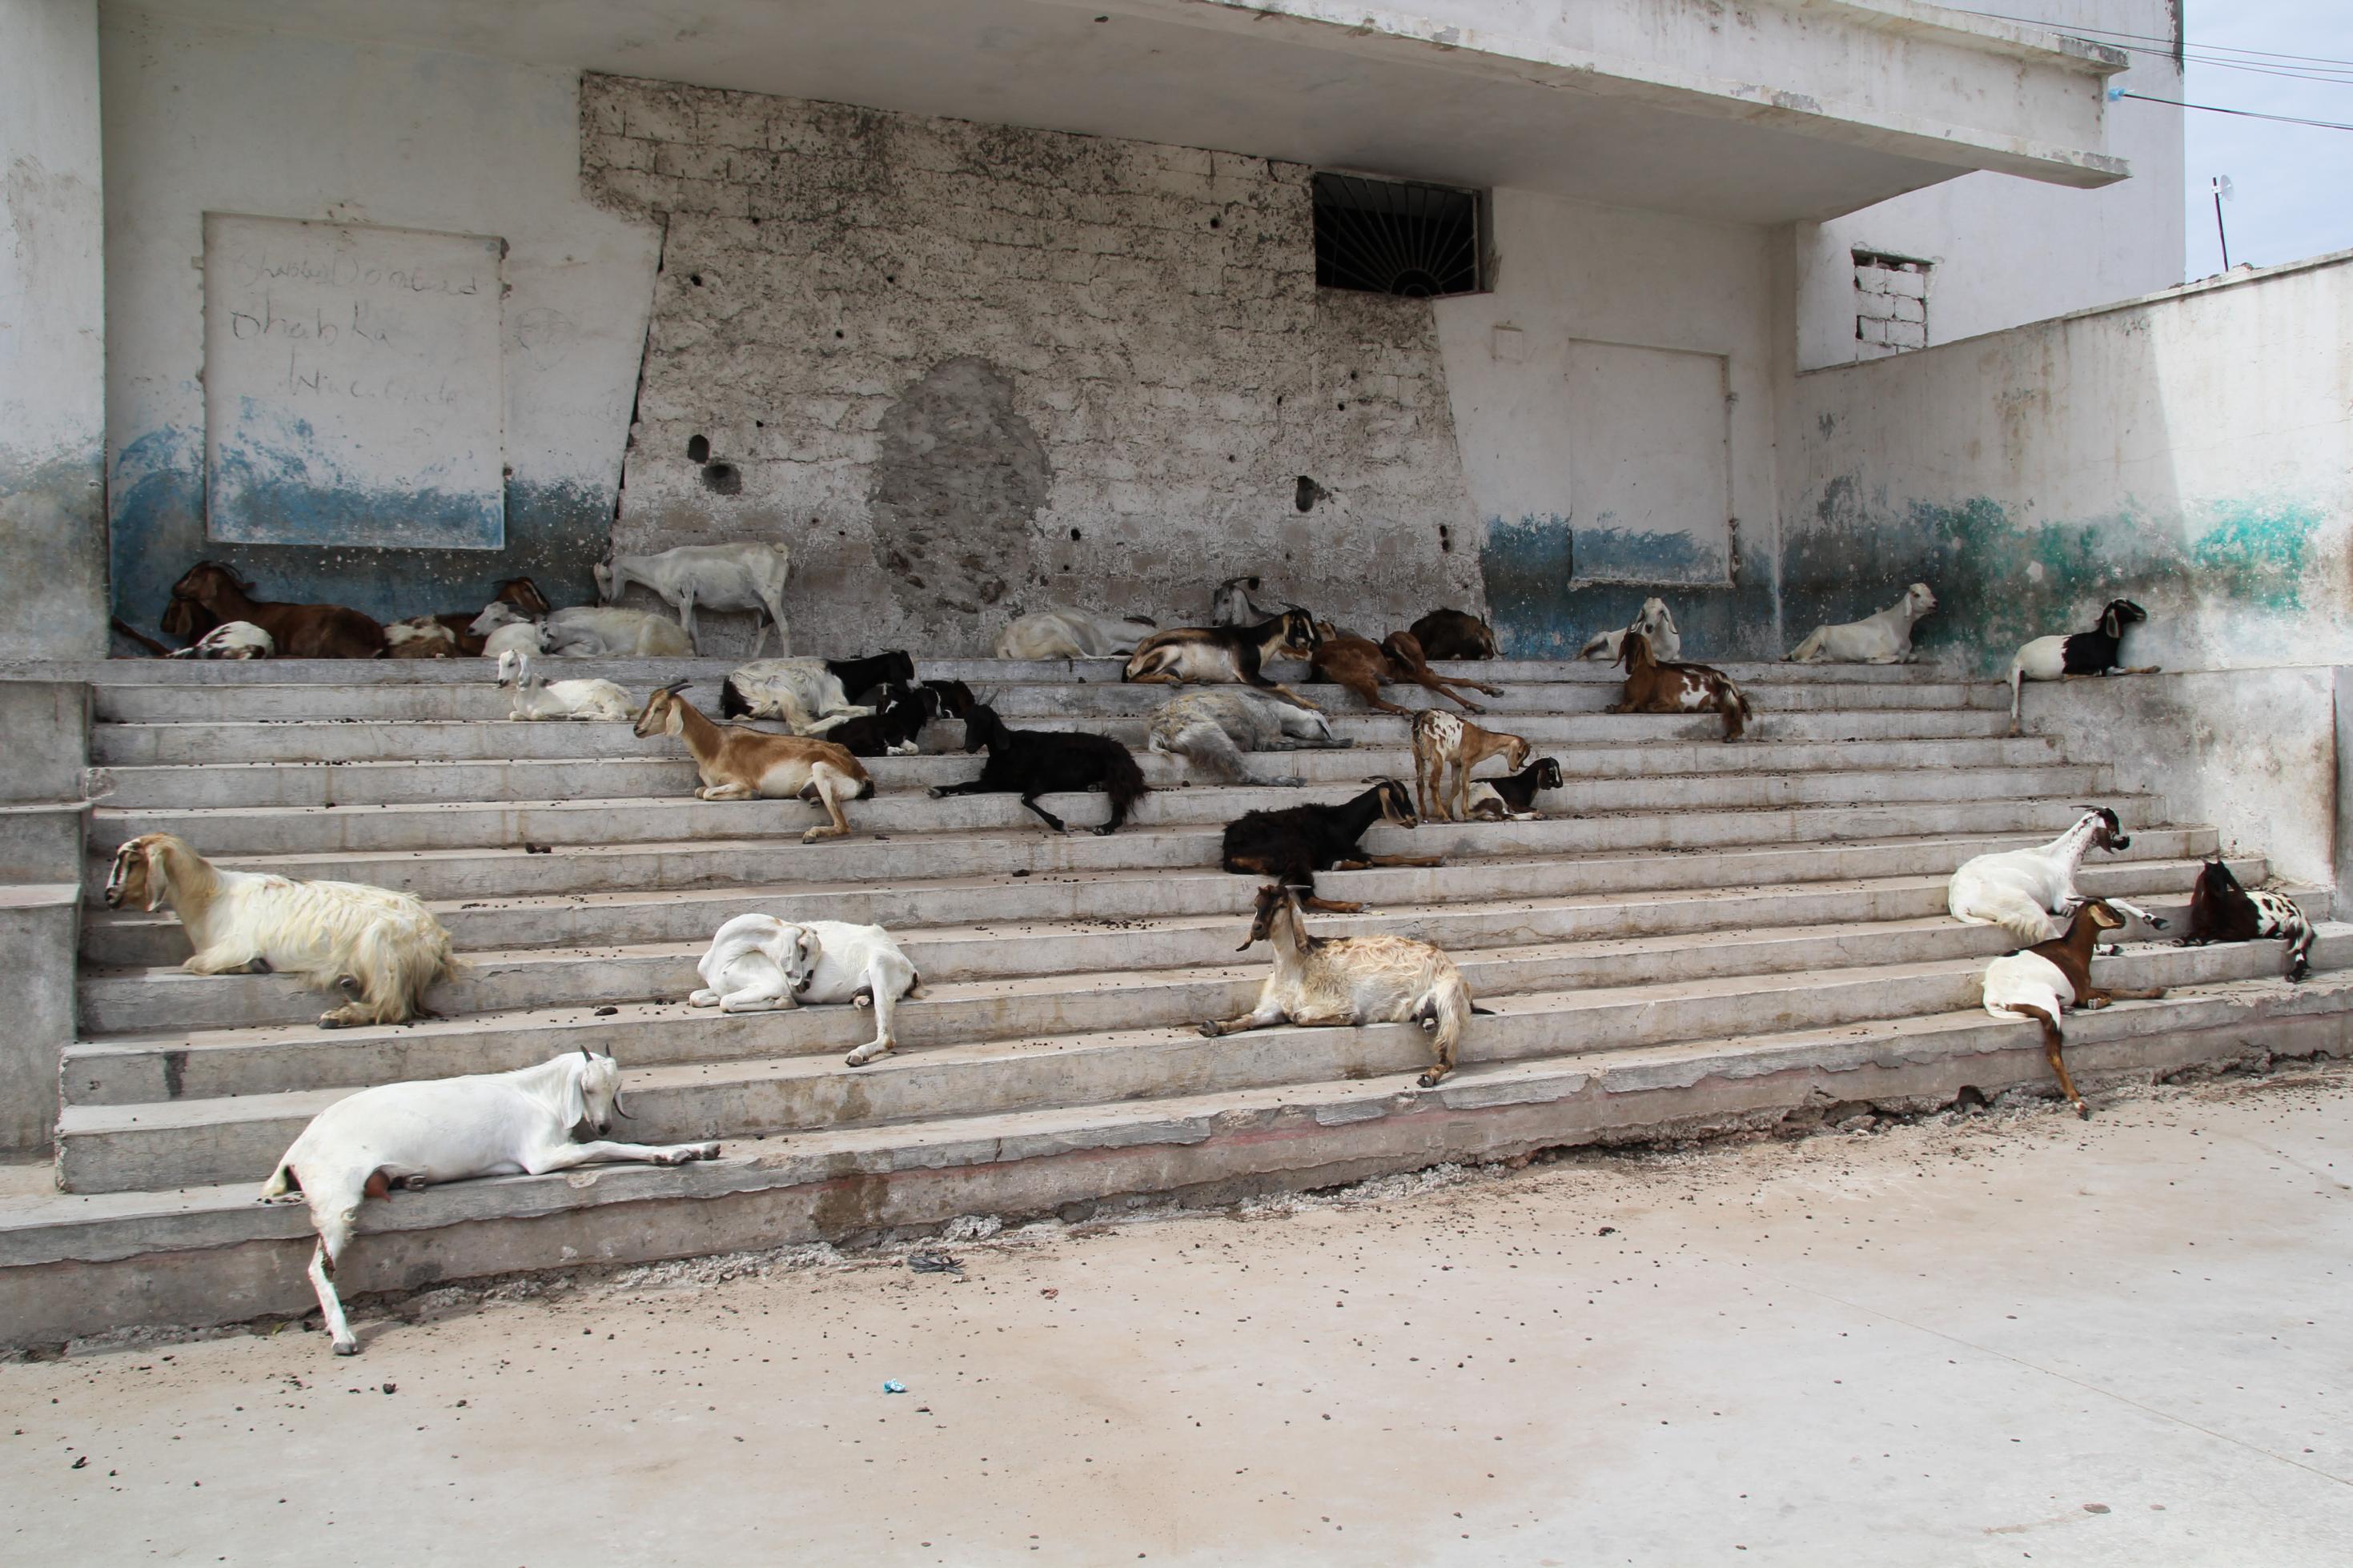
(165, 562, 386, 659)
(1147, 688, 1349, 784)
(382, 617, 461, 659)
(104, 832, 459, 1028)
(687, 914, 923, 1066)
(1199, 884, 1487, 1088)
(1311, 632, 1505, 716)
(1466, 757, 1564, 822)
(2177, 858, 2314, 981)
(824, 683, 942, 756)
(1411, 709, 1533, 824)
(1610, 635, 1752, 741)
(633, 682, 872, 841)
(996, 608, 1158, 660)
(1124, 608, 1323, 704)
(1212, 575, 1283, 628)
(428, 576, 552, 656)
(1786, 581, 1937, 664)
(927, 704, 1148, 835)
(718, 658, 877, 735)
(1947, 808, 2166, 945)
(2009, 599, 2156, 736)
(496, 650, 632, 722)
(1219, 779, 1436, 913)
(478, 612, 550, 661)
(924, 679, 978, 719)
(1577, 599, 1680, 663)
(165, 621, 274, 660)
(468, 600, 685, 659)
(259, 1050, 719, 1354)
(1982, 900, 2166, 1118)
(596, 542, 793, 656)
(825, 650, 918, 706)
(1407, 608, 1499, 661)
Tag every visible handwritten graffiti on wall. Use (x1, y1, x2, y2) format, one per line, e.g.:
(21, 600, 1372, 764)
(202, 214, 507, 550)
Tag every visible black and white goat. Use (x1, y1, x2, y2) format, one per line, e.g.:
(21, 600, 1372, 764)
(1219, 779, 1438, 913)
(824, 683, 943, 756)
(1123, 608, 1323, 704)
(2177, 858, 2314, 981)
(927, 704, 1149, 835)
(2008, 599, 2156, 736)
(1947, 808, 2166, 945)
(1465, 757, 1564, 821)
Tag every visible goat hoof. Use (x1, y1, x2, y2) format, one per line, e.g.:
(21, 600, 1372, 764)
(1196, 1022, 1220, 1038)
(246, 957, 273, 975)
(1090, 825, 1116, 836)
(2074, 1105, 2091, 1121)
(317, 1014, 347, 1030)
(2147, 917, 2170, 930)
(1415, 1072, 1442, 1089)
(332, 1340, 359, 1357)
(927, 786, 948, 798)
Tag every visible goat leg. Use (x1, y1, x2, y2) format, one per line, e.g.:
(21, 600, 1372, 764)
(2088, 985, 2168, 1003)
(307, 1240, 362, 1357)
(1018, 795, 1070, 833)
(1200, 1001, 1287, 1037)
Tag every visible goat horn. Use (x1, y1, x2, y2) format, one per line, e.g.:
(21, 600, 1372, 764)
(580, 1047, 592, 1061)
(612, 1089, 636, 1120)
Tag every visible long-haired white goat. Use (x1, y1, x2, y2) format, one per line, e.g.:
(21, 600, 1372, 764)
(105, 832, 460, 1028)
(261, 1049, 720, 1353)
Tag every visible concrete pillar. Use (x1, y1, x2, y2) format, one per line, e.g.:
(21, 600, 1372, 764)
(1, 0, 109, 661)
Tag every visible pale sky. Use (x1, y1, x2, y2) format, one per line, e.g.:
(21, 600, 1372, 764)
(2181, 0, 2353, 274)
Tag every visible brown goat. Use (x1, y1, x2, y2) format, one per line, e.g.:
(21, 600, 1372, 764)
(1610, 636, 1753, 741)
(1411, 708, 1532, 823)
(1311, 632, 1506, 716)
(165, 563, 386, 659)
(1407, 609, 1498, 660)
(1982, 899, 2166, 1117)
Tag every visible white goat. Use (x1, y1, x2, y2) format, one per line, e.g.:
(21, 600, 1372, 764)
(104, 832, 460, 1028)
(1787, 582, 1937, 664)
(469, 600, 688, 659)
(596, 543, 793, 656)
(478, 612, 548, 660)
(1948, 808, 2166, 945)
(260, 1050, 720, 1354)
(1577, 599, 1680, 662)
(1199, 883, 1485, 1088)
(687, 913, 922, 1066)
(718, 659, 875, 735)
(1146, 688, 1348, 784)
(995, 608, 1159, 660)
(167, 621, 275, 660)
(496, 649, 632, 722)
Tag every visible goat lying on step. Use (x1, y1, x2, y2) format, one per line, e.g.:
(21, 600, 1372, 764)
(1407, 608, 1498, 660)
(1982, 899, 2166, 1118)
(1786, 582, 1937, 664)
(1411, 709, 1532, 823)
(996, 608, 1158, 660)
(1311, 632, 1504, 716)
(1465, 757, 1564, 821)
(688, 913, 923, 1065)
(166, 621, 275, 660)
(260, 1050, 719, 1353)
(1610, 635, 1752, 741)
(1219, 779, 1436, 912)
(927, 704, 1149, 835)
(2008, 598, 2156, 736)
(1147, 688, 1348, 784)
(1124, 608, 1323, 704)
(496, 649, 633, 721)
(634, 681, 873, 840)
(2178, 858, 2313, 981)
(1577, 599, 1679, 663)
(1947, 808, 2166, 946)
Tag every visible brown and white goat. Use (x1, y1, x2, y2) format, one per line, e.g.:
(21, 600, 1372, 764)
(1311, 632, 1504, 716)
(1411, 709, 1532, 823)
(1610, 635, 1752, 741)
(1123, 608, 1323, 705)
(634, 682, 873, 841)
(1981, 899, 2166, 1118)
(164, 563, 386, 659)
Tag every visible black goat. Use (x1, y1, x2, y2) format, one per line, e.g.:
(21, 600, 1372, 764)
(1407, 609, 1499, 660)
(1219, 779, 1439, 913)
(923, 678, 978, 720)
(2177, 858, 2314, 981)
(927, 704, 1148, 835)
(1465, 757, 1564, 821)
(825, 684, 942, 758)
(829, 650, 917, 705)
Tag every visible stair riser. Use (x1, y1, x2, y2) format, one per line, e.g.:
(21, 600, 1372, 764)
(54, 933, 2343, 1193)
(81, 864, 2232, 1034)
(92, 736, 2070, 808)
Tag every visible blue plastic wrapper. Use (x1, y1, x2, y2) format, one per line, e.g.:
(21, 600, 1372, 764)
(882, 1380, 907, 1394)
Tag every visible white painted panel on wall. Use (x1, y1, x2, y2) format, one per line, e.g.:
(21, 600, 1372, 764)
(1562, 340, 1730, 587)
(203, 214, 506, 548)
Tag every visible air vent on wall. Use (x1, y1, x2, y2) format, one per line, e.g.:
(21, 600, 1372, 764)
(1312, 172, 1486, 299)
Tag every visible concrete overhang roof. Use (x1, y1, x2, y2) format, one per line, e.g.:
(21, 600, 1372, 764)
(129, 0, 2134, 223)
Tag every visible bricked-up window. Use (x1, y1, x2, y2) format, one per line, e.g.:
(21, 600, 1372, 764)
(1853, 250, 1930, 355)
(1314, 173, 1486, 299)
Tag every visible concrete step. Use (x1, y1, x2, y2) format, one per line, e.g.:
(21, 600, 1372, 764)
(90, 734, 2070, 808)
(81, 825, 2223, 968)
(10, 966, 2345, 1350)
(79, 856, 2257, 1035)
(51, 926, 2353, 1194)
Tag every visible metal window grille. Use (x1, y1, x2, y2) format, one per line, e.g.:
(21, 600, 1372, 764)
(1313, 172, 1486, 299)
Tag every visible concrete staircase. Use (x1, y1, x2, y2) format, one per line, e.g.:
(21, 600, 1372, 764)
(6, 656, 2350, 1348)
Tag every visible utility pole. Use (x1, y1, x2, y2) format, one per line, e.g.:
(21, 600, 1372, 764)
(2211, 175, 2234, 271)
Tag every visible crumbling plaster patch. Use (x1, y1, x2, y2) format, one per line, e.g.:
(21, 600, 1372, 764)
(582, 74, 1485, 656)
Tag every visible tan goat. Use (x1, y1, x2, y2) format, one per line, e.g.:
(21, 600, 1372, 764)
(1411, 708, 1532, 823)
(633, 681, 873, 842)
(1610, 635, 1753, 741)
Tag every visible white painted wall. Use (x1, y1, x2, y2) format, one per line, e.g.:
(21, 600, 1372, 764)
(1796, 1, 2184, 371)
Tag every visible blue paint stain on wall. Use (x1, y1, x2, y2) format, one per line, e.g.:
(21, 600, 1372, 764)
(210, 404, 504, 549)
(1567, 526, 1726, 588)
(1480, 513, 1774, 660)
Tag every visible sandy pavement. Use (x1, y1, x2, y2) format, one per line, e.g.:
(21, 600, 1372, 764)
(4, 1066, 2350, 1566)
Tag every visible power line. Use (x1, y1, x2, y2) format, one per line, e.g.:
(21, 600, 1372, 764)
(2119, 93, 2353, 134)
(1950, 8, 2353, 71)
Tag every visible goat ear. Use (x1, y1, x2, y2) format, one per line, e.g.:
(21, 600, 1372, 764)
(141, 840, 172, 912)
(557, 1057, 591, 1131)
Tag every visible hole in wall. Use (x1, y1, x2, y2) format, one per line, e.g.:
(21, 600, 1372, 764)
(1335, 402, 1347, 411)
(686, 435, 710, 463)
(1294, 476, 1327, 513)
(689, 274, 705, 287)
(701, 463, 742, 495)
(834, 330, 845, 339)
(1209, 216, 1221, 230)
(1070, 528, 1082, 541)
(1439, 524, 1452, 553)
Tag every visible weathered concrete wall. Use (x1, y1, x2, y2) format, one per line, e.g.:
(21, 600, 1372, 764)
(100, 9, 663, 640)
(1786, 252, 2353, 676)
(1797, 1, 2183, 371)
(582, 74, 1483, 655)
(1435, 189, 1780, 658)
(1, 0, 109, 661)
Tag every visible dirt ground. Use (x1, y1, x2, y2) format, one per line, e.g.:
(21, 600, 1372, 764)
(5, 1066, 2351, 1566)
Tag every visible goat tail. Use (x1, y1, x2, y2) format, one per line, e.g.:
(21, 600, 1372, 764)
(719, 676, 751, 719)
(1716, 679, 1752, 740)
(344, 915, 456, 1025)
(260, 1157, 295, 1201)
(1105, 743, 1150, 811)
(2285, 918, 2315, 981)
(855, 776, 877, 800)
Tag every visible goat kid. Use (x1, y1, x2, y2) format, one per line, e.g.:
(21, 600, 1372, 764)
(635, 682, 872, 840)
(429, 576, 552, 656)
(1199, 884, 1488, 1088)
(496, 649, 633, 722)
(1947, 808, 2167, 945)
(1124, 608, 1323, 705)
(1577, 599, 1680, 663)
(597, 542, 793, 656)
(1982, 900, 2166, 1118)
(996, 608, 1158, 660)
(688, 914, 923, 1065)
(1211, 575, 1283, 628)
(1407, 608, 1498, 661)
(1148, 688, 1348, 784)
(166, 562, 385, 659)
(2009, 599, 2156, 736)
(1411, 709, 1533, 823)
(1466, 757, 1564, 822)
(1787, 582, 1937, 664)
(382, 618, 461, 658)
(106, 832, 459, 1028)
(261, 1050, 718, 1353)
(1610, 635, 1753, 741)
(1219, 779, 1437, 913)
(2178, 857, 2314, 981)
(166, 621, 274, 660)
(824, 683, 942, 756)
(928, 704, 1148, 835)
